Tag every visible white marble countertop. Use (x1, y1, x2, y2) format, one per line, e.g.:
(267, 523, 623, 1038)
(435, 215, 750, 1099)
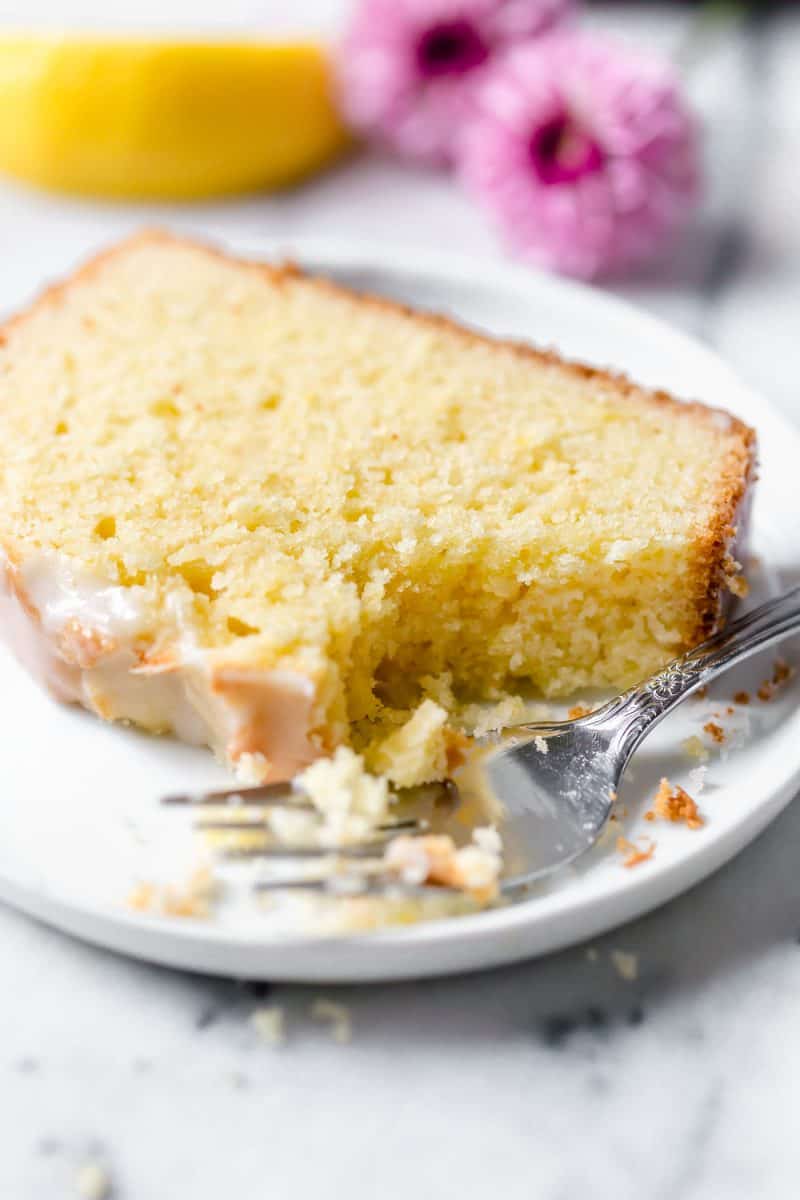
(1, 4, 800, 1198)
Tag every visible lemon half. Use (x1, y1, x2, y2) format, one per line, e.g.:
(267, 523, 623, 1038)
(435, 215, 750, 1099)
(0, 35, 351, 199)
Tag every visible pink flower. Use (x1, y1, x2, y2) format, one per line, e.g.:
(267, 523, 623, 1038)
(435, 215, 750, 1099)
(458, 32, 701, 278)
(337, 0, 575, 165)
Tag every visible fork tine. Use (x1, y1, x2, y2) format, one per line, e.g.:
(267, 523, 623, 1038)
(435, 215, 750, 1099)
(253, 876, 459, 897)
(219, 839, 394, 861)
(162, 777, 460, 811)
(193, 817, 421, 834)
(161, 781, 310, 809)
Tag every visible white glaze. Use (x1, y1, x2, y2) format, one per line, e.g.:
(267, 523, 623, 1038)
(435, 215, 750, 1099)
(0, 548, 322, 780)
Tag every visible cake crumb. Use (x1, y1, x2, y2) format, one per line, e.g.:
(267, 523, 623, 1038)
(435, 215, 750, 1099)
(723, 555, 749, 598)
(235, 751, 271, 785)
(682, 735, 709, 762)
(773, 658, 794, 685)
(693, 686, 709, 701)
(534, 735, 548, 754)
(75, 1162, 112, 1200)
(297, 747, 391, 842)
(384, 826, 503, 901)
(757, 660, 795, 703)
(126, 864, 218, 919)
(734, 691, 750, 705)
(250, 1006, 286, 1046)
(456, 695, 549, 739)
(617, 836, 655, 868)
(703, 721, 725, 745)
(645, 777, 704, 829)
(568, 704, 592, 720)
(366, 699, 457, 787)
(610, 949, 639, 982)
(311, 999, 352, 1044)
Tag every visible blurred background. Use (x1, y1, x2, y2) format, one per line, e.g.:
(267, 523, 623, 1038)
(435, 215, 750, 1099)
(0, 0, 797, 424)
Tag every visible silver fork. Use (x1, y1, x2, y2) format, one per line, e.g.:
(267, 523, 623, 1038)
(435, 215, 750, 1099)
(163, 584, 800, 897)
(162, 780, 463, 896)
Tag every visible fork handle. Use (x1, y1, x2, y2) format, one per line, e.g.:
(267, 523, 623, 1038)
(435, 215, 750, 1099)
(608, 584, 800, 765)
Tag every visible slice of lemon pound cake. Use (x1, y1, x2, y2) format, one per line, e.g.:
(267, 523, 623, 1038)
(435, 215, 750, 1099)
(0, 232, 755, 782)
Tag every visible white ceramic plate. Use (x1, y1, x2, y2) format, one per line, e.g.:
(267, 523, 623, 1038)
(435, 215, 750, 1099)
(1, 235, 798, 983)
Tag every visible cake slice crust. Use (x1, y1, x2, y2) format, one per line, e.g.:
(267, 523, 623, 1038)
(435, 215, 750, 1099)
(0, 232, 755, 780)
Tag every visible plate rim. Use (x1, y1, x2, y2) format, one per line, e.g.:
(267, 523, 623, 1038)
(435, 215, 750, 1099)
(2, 232, 799, 981)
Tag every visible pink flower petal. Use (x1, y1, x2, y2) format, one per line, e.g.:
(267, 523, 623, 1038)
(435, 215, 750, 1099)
(458, 32, 701, 278)
(337, 0, 576, 165)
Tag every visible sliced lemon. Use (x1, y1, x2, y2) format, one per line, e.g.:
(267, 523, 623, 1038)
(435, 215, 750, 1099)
(0, 35, 350, 199)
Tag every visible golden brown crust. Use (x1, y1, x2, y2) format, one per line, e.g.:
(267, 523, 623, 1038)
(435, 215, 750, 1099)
(0, 227, 757, 653)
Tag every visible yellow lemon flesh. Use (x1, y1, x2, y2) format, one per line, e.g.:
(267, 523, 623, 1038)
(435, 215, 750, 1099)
(0, 36, 351, 199)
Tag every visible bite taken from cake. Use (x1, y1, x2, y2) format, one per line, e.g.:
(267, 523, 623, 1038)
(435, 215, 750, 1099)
(0, 232, 755, 784)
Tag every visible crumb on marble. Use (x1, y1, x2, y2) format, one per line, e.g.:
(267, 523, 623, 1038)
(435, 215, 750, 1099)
(610, 949, 639, 982)
(250, 1006, 286, 1046)
(693, 686, 709, 700)
(703, 721, 725, 745)
(75, 1162, 112, 1200)
(311, 999, 353, 1044)
(734, 690, 750, 705)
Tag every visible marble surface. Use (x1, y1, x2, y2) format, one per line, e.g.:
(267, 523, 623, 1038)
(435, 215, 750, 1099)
(2, 4, 800, 1198)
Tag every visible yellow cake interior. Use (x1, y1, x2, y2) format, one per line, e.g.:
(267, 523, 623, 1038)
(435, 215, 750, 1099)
(0, 233, 753, 768)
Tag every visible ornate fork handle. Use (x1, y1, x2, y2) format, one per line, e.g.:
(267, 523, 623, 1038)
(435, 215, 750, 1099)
(606, 584, 800, 766)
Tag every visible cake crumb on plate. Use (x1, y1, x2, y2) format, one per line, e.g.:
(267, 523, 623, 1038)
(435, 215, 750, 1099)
(617, 836, 655, 868)
(645, 777, 704, 829)
(126, 864, 218, 919)
(682, 735, 709, 762)
(384, 826, 503, 902)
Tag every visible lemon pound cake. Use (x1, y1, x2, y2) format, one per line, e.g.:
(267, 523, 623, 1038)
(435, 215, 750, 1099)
(0, 232, 755, 782)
